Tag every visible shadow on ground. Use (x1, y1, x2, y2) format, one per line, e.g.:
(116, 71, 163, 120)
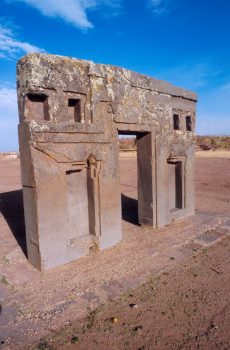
(0, 190, 138, 257)
(121, 193, 139, 225)
(0, 189, 27, 256)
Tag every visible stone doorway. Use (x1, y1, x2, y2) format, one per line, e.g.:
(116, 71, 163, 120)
(118, 131, 154, 226)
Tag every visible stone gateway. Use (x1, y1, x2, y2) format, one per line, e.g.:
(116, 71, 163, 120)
(17, 53, 197, 271)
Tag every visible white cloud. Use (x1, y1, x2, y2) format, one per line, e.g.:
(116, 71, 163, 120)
(0, 25, 44, 59)
(0, 86, 17, 111)
(0, 85, 18, 151)
(155, 63, 217, 90)
(148, 0, 170, 15)
(10, 0, 121, 30)
(221, 82, 230, 92)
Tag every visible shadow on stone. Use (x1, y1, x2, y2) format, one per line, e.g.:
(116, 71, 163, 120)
(0, 190, 27, 257)
(121, 193, 139, 225)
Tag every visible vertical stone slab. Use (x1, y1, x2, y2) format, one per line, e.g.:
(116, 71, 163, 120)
(23, 186, 41, 269)
(99, 143, 122, 250)
(66, 169, 89, 238)
(184, 145, 195, 215)
(137, 132, 155, 225)
(155, 146, 171, 227)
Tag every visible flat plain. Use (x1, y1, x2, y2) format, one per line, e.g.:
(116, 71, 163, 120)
(0, 151, 230, 349)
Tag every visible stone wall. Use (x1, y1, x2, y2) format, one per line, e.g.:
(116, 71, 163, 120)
(17, 53, 197, 270)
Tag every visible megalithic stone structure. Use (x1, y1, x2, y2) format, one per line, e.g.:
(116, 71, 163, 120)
(17, 53, 197, 271)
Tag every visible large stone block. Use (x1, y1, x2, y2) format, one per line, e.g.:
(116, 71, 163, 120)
(17, 53, 197, 270)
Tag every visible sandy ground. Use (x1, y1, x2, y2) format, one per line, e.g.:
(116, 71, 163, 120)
(120, 150, 230, 159)
(0, 153, 230, 349)
(196, 150, 230, 158)
(36, 234, 230, 350)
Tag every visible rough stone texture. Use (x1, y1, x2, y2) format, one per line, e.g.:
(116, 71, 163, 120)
(17, 53, 197, 271)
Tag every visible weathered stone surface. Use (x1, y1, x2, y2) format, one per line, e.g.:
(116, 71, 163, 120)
(17, 53, 197, 271)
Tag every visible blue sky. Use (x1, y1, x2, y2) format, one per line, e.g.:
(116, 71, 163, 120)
(0, 0, 230, 151)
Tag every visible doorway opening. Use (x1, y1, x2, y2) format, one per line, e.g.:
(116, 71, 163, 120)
(118, 131, 153, 226)
(119, 132, 138, 224)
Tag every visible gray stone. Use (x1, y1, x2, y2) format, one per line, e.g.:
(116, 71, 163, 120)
(17, 53, 197, 271)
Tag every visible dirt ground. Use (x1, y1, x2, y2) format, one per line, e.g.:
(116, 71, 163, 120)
(0, 152, 230, 349)
(34, 234, 230, 350)
(120, 149, 230, 159)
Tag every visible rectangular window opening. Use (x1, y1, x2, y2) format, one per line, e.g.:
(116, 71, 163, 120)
(186, 116, 192, 131)
(27, 93, 49, 120)
(173, 114, 180, 130)
(68, 98, 81, 122)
